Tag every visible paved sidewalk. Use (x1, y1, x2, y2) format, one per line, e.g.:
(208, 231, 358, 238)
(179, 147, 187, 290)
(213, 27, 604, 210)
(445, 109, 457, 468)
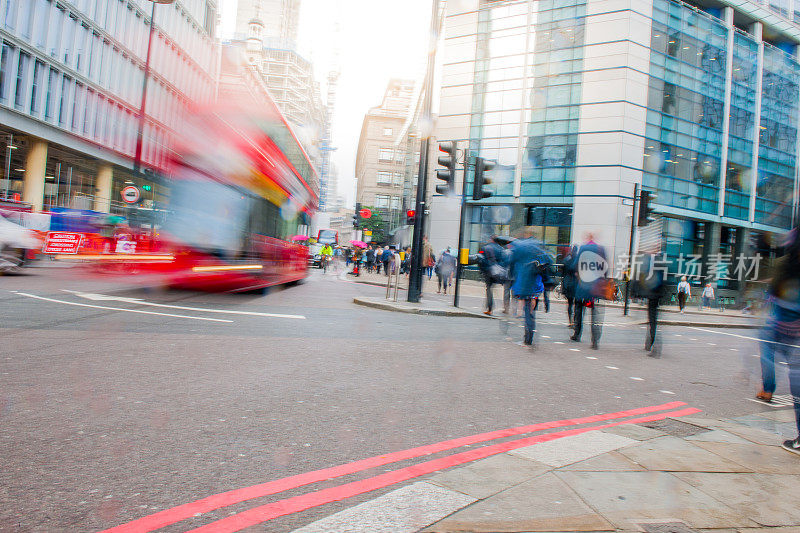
(349, 271, 760, 320)
(293, 410, 800, 533)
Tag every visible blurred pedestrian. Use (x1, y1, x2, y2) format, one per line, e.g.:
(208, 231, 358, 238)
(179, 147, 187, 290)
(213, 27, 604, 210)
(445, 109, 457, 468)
(636, 253, 665, 355)
(381, 246, 392, 276)
(677, 276, 691, 313)
(479, 235, 507, 315)
(366, 245, 375, 273)
(423, 236, 435, 280)
(568, 233, 608, 350)
(435, 247, 456, 294)
(508, 229, 551, 346)
(754, 227, 800, 455)
(561, 245, 578, 328)
(701, 282, 715, 310)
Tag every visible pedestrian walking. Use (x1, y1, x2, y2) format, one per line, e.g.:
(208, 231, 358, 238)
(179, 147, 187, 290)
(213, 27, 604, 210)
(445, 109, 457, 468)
(701, 282, 715, 310)
(435, 247, 456, 294)
(381, 246, 392, 276)
(507, 230, 551, 346)
(561, 245, 578, 327)
(753, 227, 800, 455)
(366, 246, 375, 273)
(677, 276, 691, 313)
(635, 253, 665, 355)
(568, 233, 608, 350)
(479, 235, 507, 315)
(422, 236, 435, 280)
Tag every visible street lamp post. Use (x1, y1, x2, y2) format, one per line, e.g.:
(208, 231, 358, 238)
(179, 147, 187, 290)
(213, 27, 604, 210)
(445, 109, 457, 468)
(133, 0, 175, 175)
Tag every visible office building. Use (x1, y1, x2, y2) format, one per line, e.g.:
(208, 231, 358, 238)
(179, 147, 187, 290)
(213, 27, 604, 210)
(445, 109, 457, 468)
(233, 0, 300, 49)
(432, 0, 800, 290)
(355, 79, 415, 231)
(0, 0, 218, 213)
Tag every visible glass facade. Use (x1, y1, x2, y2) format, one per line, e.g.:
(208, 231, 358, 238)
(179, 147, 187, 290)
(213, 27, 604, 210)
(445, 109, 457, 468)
(756, 43, 798, 229)
(643, 0, 727, 215)
(0, 0, 218, 181)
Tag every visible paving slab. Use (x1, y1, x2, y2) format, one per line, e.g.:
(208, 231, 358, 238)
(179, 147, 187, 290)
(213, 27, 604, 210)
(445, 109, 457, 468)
(730, 415, 798, 437)
(422, 472, 613, 532)
(675, 472, 800, 527)
(600, 424, 666, 441)
(554, 471, 759, 530)
(426, 453, 550, 500)
(756, 409, 798, 423)
(616, 436, 752, 472)
(685, 429, 754, 445)
(732, 528, 800, 532)
(290, 481, 476, 533)
(509, 430, 638, 468)
(689, 441, 800, 475)
(557, 450, 647, 472)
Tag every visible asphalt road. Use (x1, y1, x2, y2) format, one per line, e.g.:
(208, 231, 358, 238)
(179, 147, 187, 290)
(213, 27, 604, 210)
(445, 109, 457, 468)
(0, 266, 787, 532)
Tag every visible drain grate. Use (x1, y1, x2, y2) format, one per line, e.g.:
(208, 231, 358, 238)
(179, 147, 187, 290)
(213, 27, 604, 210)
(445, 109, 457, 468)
(638, 418, 707, 437)
(639, 522, 699, 533)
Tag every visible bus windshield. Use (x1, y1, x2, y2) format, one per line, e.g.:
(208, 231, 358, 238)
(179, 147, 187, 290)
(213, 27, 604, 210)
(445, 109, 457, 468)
(317, 229, 338, 245)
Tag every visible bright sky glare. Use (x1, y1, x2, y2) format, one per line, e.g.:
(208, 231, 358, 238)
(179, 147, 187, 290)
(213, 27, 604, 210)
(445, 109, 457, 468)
(219, 0, 433, 207)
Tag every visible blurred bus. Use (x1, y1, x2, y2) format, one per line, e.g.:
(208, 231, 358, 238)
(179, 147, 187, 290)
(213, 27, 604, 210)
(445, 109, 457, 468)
(77, 98, 318, 292)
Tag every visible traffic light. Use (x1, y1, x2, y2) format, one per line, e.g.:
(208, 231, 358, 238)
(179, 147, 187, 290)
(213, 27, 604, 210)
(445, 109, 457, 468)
(353, 202, 361, 228)
(435, 141, 456, 195)
(637, 190, 656, 226)
(406, 209, 416, 225)
(473, 157, 495, 200)
(142, 184, 152, 191)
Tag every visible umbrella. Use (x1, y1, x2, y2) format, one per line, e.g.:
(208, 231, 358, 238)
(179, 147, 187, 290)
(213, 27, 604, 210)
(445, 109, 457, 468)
(291, 235, 309, 242)
(349, 240, 367, 248)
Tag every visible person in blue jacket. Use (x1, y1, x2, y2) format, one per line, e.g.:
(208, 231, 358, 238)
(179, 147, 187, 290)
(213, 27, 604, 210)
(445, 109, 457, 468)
(568, 233, 609, 350)
(507, 230, 552, 346)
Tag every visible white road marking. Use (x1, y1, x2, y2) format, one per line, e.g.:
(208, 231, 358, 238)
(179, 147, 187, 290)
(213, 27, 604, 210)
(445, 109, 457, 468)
(780, 361, 789, 365)
(730, 348, 738, 352)
(707, 343, 716, 346)
(586, 356, 598, 360)
(569, 348, 580, 352)
(674, 334, 683, 337)
(690, 338, 698, 341)
(554, 341, 565, 345)
(688, 326, 800, 349)
(62, 290, 305, 319)
(605, 366, 619, 370)
(541, 335, 551, 339)
(659, 390, 675, 395)
(17, 293, 232, 322)
(630, 377, 644, 381)
(751, 354, 760, 357)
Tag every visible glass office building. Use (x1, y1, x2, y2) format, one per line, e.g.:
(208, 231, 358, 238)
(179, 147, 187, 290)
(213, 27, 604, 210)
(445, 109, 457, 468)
(433, 0, 800, 284)
(0, 0, 218, 213)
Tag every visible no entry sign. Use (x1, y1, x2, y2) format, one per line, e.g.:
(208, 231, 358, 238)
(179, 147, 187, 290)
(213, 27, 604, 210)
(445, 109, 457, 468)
(42, 232, 83, 254)
(121, 186, 140, 204)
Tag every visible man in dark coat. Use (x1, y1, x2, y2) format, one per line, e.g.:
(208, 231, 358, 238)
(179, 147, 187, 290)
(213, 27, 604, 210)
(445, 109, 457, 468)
(568, 234, 608, 349)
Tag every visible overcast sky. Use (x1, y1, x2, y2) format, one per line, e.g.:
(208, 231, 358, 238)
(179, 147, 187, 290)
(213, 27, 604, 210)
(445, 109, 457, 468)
(219, 0, 433, 207)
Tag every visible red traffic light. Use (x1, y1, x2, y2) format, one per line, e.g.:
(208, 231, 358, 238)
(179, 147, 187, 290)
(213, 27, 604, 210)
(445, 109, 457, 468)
(406, 210, 415, 218)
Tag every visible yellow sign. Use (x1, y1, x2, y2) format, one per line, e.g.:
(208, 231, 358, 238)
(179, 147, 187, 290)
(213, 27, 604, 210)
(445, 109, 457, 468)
(364, 230, 372, 236)
(460, 248, 469, 265)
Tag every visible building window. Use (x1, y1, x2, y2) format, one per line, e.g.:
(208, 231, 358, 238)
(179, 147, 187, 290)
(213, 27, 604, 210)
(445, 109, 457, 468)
(0, 43, 13, 104)
(30, 60, 45, 115)
(58, 75, 72, 126)
(391, 196, 400, 209)
(377, 170, 392, 184)
(383, 127, 393, 136)
(14, 51, 30, 110)
(44, 67, 58, 121)
(34, 0, 50, 48)
(378, 148, 393, 161)
(393, 172, 403, 186)
(5, 0, 18, 30)
(375, 194, 390, 208)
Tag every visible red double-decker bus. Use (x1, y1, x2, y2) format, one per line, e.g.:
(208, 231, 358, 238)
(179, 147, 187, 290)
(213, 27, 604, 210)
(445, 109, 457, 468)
(76, 95, 318, 292)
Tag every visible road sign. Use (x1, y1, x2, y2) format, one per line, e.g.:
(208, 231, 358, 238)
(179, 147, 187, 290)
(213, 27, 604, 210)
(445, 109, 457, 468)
(363, 230, 372, 236)
(121, 186, 140, 204)
(42, 232, 83, 254)
(359, 208, 372, 219)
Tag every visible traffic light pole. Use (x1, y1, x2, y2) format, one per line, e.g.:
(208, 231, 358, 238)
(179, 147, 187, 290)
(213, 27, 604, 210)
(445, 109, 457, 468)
(453, 158, 468, 308)
(623, 183, 640, 316)
(408, 0, 440, 303)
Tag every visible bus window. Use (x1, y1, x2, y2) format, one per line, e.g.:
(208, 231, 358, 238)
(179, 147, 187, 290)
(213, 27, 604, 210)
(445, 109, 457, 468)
(317, 229, 338, 245)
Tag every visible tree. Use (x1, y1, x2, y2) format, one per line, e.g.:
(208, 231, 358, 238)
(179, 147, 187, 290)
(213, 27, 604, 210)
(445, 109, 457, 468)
(359, 206, 388, 243)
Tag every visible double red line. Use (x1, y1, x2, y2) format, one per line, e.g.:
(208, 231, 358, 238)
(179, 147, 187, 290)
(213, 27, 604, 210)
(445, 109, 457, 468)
(101, 401, 698, 533)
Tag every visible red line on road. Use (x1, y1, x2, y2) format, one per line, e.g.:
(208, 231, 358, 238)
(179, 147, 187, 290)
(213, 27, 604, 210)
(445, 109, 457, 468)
(99, 401, 686, 533)
(189, 407, 701, 532)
